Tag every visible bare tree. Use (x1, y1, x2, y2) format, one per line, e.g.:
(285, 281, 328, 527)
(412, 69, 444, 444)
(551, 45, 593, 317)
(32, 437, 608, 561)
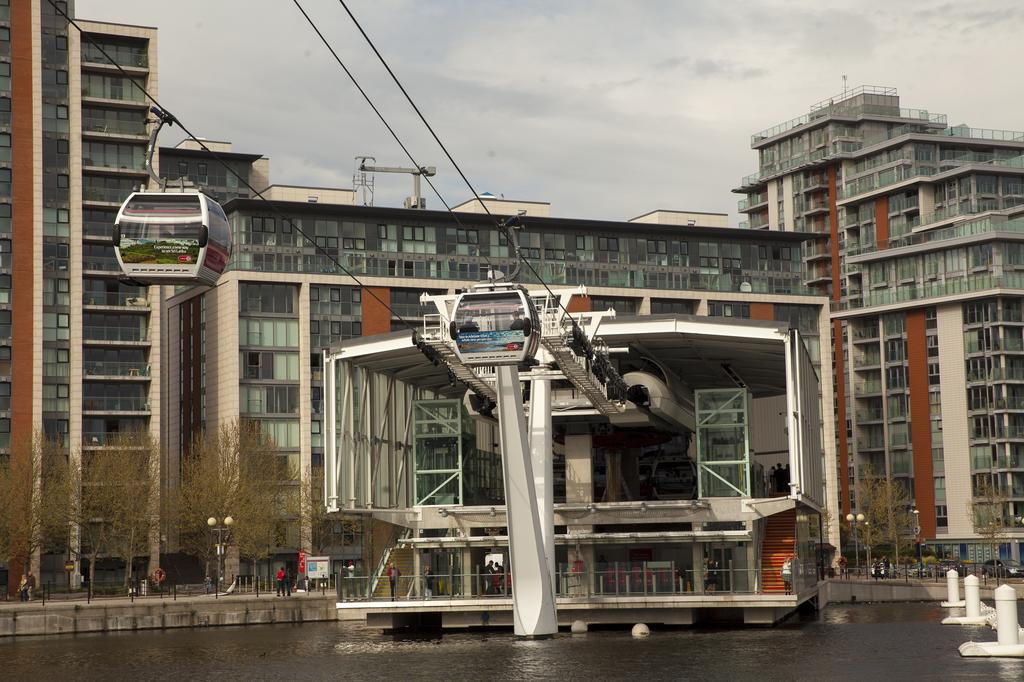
(0, 432, 71, 589)
(176, 420, 291, 581)
(105, 432, 161, 587)
(59, 431, 161, 588)
(969, 473, 1008, 568)
(856, 465, 916, 563)
(300, 465, 360, 556)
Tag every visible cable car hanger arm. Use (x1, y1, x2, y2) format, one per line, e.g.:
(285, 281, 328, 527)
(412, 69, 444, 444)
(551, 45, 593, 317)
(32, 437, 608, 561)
(144, 106, 176, 191)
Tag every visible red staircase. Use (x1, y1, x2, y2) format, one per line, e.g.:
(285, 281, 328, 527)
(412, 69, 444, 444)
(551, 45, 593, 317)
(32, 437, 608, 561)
(761, 509, 796, 593)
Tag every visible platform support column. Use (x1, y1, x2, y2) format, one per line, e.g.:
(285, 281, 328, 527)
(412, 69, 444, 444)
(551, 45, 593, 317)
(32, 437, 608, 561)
(496, 365, 557, 637)
(528, 373, 556, 589)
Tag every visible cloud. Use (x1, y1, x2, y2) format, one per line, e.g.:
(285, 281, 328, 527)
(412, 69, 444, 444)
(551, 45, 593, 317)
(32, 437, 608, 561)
(76, 0, 1024, 223)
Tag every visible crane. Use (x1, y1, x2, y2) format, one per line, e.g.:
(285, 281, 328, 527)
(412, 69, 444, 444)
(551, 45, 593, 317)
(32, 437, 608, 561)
(358, 159, 436, 209)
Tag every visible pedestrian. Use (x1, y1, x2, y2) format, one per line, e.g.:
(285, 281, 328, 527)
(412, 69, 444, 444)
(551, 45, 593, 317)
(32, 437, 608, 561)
(285, 569, 292, 597)
(26, 572, 36, 600)
(769, 465, 778, 493)
(344, 560, 356, 600)
(386, 562, 400, 600)
(837, 555, 848, 579)
(782, 464, 791, 490)
(484, 559, 494, 595)
(204, 575, 212, 594)
(17, 573, 28, 602)
(276, 566, 285, 596)
(423, 567, 434, 599)
(773, 465, 786, 494)
(704, 557, 718, 593)
(883, 556, 891, 579)
(781, 555, 794, 594)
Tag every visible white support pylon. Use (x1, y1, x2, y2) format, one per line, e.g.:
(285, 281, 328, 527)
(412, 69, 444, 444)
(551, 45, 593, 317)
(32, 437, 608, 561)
(528, 370, 556, 590)
(496, 365, 558, 638)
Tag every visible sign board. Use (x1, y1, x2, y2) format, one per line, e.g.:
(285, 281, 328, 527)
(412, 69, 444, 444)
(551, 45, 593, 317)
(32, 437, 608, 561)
(64, 560, 75, 572)
(305, 555, 330, 579)
(298, 550, 306, 574)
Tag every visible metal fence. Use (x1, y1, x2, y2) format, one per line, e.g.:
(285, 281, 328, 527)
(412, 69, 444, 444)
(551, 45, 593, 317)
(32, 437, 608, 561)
(337, 564, 770, 603)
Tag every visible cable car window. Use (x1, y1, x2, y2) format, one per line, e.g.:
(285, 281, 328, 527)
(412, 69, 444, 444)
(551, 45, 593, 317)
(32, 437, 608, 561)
(117, 195, 205, 265)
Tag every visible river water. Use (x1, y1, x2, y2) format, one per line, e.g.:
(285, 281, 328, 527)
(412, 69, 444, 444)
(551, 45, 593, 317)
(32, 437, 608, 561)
(3, 603, 1024, 680)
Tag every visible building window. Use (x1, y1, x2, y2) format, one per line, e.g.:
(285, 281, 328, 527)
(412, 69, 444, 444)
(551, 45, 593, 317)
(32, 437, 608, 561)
(708, 301, 750, 318)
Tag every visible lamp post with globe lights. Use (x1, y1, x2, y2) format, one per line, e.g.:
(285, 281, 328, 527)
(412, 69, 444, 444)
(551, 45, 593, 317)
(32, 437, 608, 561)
(207, 515, 234, 595)
(846, 512, 866, 573)
(912, 508, 921, 572)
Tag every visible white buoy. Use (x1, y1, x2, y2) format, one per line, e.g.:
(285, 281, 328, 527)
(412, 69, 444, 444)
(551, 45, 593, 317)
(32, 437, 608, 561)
(959, 584, 1024, 657)
(942, 575, 988, 625)
(941, 569, 965, 607)
(571, 620, 588, 634)
(631, 623, 650, 638)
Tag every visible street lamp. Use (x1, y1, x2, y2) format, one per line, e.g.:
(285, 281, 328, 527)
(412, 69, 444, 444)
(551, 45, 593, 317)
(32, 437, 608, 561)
(207, 516, 234, 593)
(912, 509, 921, 569)
(846, 512, 866, 572)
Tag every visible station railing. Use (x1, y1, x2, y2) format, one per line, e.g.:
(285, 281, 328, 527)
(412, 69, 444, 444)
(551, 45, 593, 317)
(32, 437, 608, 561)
(335, 564, 775, 602)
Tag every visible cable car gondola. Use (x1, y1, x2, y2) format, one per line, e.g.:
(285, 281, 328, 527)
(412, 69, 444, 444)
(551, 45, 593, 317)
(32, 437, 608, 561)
(112, 190, 231, 286)
(449, 284, 540, 366)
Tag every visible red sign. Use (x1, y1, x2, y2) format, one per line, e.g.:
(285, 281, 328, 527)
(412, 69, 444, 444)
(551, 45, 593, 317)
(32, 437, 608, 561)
(298, 550, 306, 574)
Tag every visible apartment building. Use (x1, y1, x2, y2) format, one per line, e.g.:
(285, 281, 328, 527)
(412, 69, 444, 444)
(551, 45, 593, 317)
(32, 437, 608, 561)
(737, 85, 1024, 561)
(1, 0, 165, 588)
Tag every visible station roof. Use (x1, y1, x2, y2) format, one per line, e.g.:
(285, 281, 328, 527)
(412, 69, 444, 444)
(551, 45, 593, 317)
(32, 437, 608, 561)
(599, 314, 793, 398)
(327, 314, 794, 399)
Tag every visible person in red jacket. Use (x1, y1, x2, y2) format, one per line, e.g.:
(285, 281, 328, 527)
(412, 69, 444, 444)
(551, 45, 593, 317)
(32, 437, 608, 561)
(386, 563, 400, 600)
(276, 567, 285, 597)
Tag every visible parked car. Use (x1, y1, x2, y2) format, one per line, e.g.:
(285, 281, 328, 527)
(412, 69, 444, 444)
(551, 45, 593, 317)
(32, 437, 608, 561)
(982, 559, 1024, 578)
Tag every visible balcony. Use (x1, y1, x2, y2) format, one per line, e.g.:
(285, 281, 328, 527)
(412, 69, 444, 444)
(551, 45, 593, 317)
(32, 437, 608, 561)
(83, 186, 131, 206)
(82, 397, 151, 413)
(83, 326, 149, 344)
(81, 43, 149, 70)
(82, 257, 122, 274)
(856, 409, 885, 423)
(853, 353, 881, 369)
(84, 221, 115, 242)
(83, 361, 151, 379)
(853, 378, 882, 395)
(82, 431, 151, 448)
(82, 118, 148, 140)
(83, 292, 150, 308)
(832, 272, 1024, 314)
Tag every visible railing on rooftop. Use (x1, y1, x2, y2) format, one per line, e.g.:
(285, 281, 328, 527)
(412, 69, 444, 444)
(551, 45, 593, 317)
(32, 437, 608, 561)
(808, 85, 899, 112)
(752, 93, 945, 145)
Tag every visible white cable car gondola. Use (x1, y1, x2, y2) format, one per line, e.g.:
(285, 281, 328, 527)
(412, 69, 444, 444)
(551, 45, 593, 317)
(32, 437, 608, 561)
(449, 283, 540, 366)
(112, 190, 230, 286)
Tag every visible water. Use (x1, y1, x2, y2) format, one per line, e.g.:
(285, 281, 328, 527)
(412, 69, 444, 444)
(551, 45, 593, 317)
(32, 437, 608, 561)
(3, 603, 1024, 680)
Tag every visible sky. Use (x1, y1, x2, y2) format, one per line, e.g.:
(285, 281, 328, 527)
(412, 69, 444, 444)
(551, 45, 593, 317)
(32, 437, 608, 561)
(77, 0, 1024, 223)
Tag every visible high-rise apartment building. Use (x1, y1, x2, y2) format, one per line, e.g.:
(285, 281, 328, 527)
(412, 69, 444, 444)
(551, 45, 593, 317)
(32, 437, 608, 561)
(2, 1, 161, 588)
(737, 85, 1024, 561)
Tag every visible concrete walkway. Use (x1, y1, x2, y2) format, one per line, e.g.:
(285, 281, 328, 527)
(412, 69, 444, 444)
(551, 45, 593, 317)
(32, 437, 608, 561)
(0, 591, 338, 638)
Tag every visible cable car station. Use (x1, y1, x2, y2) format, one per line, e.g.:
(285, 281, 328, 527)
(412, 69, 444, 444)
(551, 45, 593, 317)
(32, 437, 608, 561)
(324, 285, 829, 633)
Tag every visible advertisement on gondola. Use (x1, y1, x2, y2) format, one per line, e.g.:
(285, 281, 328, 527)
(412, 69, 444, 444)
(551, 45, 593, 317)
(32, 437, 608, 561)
(118, 235, 201, 265)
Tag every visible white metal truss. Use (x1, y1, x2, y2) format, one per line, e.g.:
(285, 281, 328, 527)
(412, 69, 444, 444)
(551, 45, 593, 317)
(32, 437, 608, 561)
(420, 285, 626, 416)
